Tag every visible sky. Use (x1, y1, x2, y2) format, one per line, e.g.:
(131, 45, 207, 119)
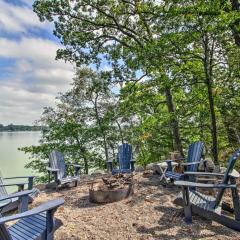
(0, 0, 74, 125)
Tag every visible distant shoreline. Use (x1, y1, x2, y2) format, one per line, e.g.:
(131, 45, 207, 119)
(0, 130, 42, 132)
(0, 124, 45, 132)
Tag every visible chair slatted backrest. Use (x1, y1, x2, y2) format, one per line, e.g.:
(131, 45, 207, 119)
(49, 150, 67, 180)
(215, 149, 240, 206)
(186, 141, 205, 172)
(0, 225, 12, 240)
(118, 143, 132, 170)
(0, 172, 8, 197)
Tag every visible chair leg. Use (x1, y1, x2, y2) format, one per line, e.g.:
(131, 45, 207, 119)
(182, 186, 192, 224)
(54, 173, 59, 191)
(55, 182, 59, 191)
(159, 167, 167, 182)
(108, 162, 113, 172)
(130, 161, 135, 171)
(46, 209, 55, 240)
(230, 178, 240, 221)
(28, 176, 34, 190)
(18, 195, 29, 213)
(48, 171, 51, 183)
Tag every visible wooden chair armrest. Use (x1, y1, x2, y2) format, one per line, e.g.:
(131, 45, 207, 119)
(0, 182, 27, 187)
(0, 189, 33, 201)
(4, 176, 36, 180)
(165, 158, 185, 162)
(66, 164, 81, 168)
(4, 176, 35, 189)
(184, 172, 224, 177)
(66, 164, 81, 176)
(196, 177, 220, 183)
(7, 176, 35, 190)
(0, 198, 64, 224)
(181, 161, 201, 166)
(46, 167, 59, 172)
(174, 180, 237, 189)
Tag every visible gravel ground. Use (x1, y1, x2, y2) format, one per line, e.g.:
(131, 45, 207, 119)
(32, 172, 240, 240)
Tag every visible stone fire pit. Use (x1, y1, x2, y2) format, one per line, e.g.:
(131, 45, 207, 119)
(89, 174, 133, 203)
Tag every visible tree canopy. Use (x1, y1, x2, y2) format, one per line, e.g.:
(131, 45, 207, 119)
(21, 0, 240, 180)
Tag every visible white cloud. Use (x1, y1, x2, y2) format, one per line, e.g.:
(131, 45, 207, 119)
(0, 37, 64, 67)
(16, 60, 33, 73)
(0, 37, 74, 125)
(0, 1, 75, 125)
(0, 85, 54, 124)
(0, 1, 49, 33)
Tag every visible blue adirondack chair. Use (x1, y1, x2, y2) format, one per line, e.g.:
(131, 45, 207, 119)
(0, 198, 64, 240)
(47, 150, 81, 190)
(164, 141, 205, 182)
(0, 189, 34, 215)
(174, 149, 240, 231)
(0, 172, 39, 215)
(107, 143, 135, 174)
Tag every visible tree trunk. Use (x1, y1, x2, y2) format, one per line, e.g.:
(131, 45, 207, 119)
(202, 35, 219, 165)
(93, 95, 109, 162)
(102, 134, 109, 161)
(116, 120, 124, 144)
(199, 111, 205, 140)
(230, 0, 240, 47)
(83, 155, 89, 174)
(165, 86, 184, 157)
(76, 137, 89, 174)
(205, 79, 219, 165)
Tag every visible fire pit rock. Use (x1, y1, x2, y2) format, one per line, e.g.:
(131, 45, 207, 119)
(89, 174, 133, 203)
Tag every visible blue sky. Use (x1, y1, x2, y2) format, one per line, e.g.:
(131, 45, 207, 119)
(0, 0, 74, 125)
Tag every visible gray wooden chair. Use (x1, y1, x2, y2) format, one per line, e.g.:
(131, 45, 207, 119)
(174, 149, 240, 231)
(0, 198, 64, 240)
(47, 150, 81, 190)
(0, 172, 39, 215)
(164, 141, 205, 182)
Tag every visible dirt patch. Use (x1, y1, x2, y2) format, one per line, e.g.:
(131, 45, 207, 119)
(32, 172, 240, 240)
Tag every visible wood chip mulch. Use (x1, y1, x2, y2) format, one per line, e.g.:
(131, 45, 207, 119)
(32, 172, 240, 240)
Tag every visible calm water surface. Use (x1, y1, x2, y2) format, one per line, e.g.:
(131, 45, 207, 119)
(0, 131, 41, 178)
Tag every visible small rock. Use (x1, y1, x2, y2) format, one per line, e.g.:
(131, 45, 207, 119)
(135, 166, 144, 172)
(145, 196, 154, 203)
(145, 163, 155, 171)
(199, 158, 215, 172)
(152, 164, 162, 174)
(91, 170, 106, 177)
(81, 174, 92, 180)
(35, 183, 46, 191)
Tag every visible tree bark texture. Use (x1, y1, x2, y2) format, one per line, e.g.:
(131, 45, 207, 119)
(165, 86, 184, 157)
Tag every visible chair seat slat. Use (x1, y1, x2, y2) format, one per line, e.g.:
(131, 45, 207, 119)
(16, 222, 40, 236)
(22, 218, 45, 232)
(9, 214, 46, 240)
(10, 223, 37, 240)
(8, 230, 24, 240)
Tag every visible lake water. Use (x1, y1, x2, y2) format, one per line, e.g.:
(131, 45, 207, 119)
(0, 131, 41, 179)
